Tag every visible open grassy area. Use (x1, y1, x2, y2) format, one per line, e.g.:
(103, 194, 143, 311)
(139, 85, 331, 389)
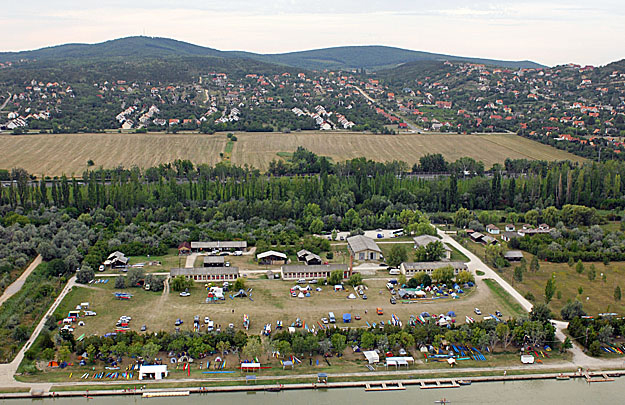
(55, 275, 510, 338)
(482, 279, 527, 319)
(0, 131, 584, 176)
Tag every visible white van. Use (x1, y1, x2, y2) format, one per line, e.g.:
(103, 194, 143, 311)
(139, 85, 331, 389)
(207, 320, 214, 331)
(389, 269, 401, 276)
(328, 312, 336, 323)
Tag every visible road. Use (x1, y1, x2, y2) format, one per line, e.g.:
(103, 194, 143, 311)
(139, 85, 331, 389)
(0, 275, 76, 390)
(436, 229, 533, 312)
(0, 255, 42, 307)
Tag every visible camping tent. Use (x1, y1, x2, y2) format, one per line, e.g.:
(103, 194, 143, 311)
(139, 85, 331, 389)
(347, 293, 357, 299)
(521, 355, 535, 364)
(447, 311, 456, 317)
(343, 313, 352, 323)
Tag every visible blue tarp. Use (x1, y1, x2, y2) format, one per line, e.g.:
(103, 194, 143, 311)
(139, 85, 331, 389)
(343, 313, 352, 323)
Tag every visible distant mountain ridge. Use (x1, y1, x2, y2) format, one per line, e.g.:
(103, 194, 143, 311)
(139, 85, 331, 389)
(0, 36, 546, 70)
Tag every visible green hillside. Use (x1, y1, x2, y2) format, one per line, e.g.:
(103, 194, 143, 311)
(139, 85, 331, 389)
(0, 36, 545, 70)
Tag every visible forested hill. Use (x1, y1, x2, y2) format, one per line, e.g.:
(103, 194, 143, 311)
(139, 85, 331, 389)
(0, 36, 544, 70)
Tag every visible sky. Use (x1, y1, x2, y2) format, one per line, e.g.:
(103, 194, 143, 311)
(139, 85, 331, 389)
(1, 0, 623, 66)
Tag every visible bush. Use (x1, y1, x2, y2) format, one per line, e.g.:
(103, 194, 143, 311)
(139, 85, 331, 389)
(561, 300, 586, 320)
(115, 276, 127, 289)
(589, 340, 602, 356)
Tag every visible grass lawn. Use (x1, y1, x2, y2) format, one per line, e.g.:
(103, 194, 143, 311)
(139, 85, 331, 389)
(125, 248, 180, 272)
(482, 279, 527, 319)
(499, 258, 625, 318)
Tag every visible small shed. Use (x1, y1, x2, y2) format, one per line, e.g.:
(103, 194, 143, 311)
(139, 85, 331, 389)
(504, 250, 524, 262)
(178, 242, 191, 255)
(343, 313, 352, 323)
(241, 362, 261, 372)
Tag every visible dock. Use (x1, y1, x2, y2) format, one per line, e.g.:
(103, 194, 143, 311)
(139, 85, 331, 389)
(142, 391, 190, 398)
(365, 382, 405, 391)
(419, 379, 460, 389)
(584, 371, 615, 383)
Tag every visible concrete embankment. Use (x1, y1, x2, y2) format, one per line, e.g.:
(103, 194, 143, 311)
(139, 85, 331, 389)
(2, 370, 623, 399)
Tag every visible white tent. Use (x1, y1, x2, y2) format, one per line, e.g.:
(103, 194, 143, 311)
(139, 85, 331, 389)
(363, 350, 380, 364)
(298, 292, 305, 298)
(347, 293, 357, 299)
(416, 290, 427, 297)
(521, 355, 535, 364)
(139, 364, 168, 380)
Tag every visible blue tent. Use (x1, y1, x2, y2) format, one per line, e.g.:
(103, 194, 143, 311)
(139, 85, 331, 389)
(343, 313, 352, 323)
(447, 311, 456, 317)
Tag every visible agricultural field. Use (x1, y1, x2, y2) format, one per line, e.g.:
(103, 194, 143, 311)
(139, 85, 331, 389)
(57, 276, 507, 339)
(0, 131, 584, 176)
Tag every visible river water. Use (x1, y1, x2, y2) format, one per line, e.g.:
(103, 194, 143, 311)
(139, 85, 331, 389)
(3, 378, 622, 405)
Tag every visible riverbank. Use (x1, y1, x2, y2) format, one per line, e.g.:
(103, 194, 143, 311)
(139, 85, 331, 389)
(2, 369, 623, 400)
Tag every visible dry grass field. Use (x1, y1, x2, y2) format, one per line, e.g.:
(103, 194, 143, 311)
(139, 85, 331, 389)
(58, 276, 506, 337)
(0, 131, 584, 176)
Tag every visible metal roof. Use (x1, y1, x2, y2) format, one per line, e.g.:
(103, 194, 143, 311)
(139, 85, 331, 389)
(203, 256, 225, 264)
(347, 235, 382, 253)
(401, 261, 468, 271)
(170, 267, 240, 276)
(413, 235, 451, 251)
(281, 264, 347, 274)
(191, 241, 247, 249)
(256, 250, 287, 259)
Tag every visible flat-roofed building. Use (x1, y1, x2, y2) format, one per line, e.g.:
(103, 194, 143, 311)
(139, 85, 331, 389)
(190, 241, 247, 252)
(413, 235, 452, 260)
(400, 261, 468, 277)
(281, 264, 348, 281)
(203, 256, 225, 267)
(170, 267, 240, 282)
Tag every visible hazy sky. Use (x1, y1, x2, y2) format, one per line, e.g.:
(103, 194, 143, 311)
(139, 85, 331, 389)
(2, 0, 623, 66)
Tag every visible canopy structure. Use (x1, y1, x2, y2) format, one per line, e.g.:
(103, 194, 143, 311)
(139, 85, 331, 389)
(363, 350, 380, 364)
(343, 313, 352, 323)
(384, 356, 414, 368)
(240, 362, 261, 371)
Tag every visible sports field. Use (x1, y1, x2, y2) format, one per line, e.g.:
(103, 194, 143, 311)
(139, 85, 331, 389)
(0, 131, 584, 176)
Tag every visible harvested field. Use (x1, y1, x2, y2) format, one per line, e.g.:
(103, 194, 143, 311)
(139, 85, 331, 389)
(230, 132, 585, 170)
(0, 131, 584, 176)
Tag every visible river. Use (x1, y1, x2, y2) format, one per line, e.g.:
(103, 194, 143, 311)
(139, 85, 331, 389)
(3, 378, 622, 404)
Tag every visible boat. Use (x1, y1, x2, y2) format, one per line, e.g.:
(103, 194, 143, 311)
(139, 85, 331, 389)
(435, 399, 451, 404)
(265, 384, 283, 392)
(457, 380, 472, 385)
(556, 374, 570, 380)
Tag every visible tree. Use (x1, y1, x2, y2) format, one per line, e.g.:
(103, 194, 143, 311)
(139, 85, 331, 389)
(142, 342, 160, 359)
(589, 340, 602, 356)
(387, 245, 407, 268)
(415, 241, 445, 262)
(275, 340, 292, 357)
(171, 275, 192, 292)
(431, 266, 455, 284)
(496, 323, 512, 349)
(57, 346, 71, 362)
(561, 337, 573, 353)
(530, 255, 540, 272)
(114, 276, 127, 289)
(575, 260, 584, 274)
(513, 266, 524, 282)
(560, 300, 586, 320)
(47, 258, 68, 277)
(127, 267, 145, 287)
(530, 303, 552, 323)
(453, 208, 472, 228)
(587, 265, 596, 281)
(331, 333, 347, 356)
(233, 278, 246, 291)
(348, 273, 363, 286)
(327, 270, 343, 286)
(76, 265, 95, 284)
(615, 286, 622, 302)
(242, 338, 264, 361)
(309, 218, 324, 234)
(597, 325, 614, 344)
(456, 270, 474, 284)
(360, 332, 375, 349)
(545, 276, 556, 304)
(216, 340, 231, 356)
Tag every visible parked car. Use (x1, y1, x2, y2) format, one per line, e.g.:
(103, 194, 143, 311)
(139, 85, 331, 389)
(175, 319, 183, 326)
(399, 348, 407, 356)
(495, 311, 503, 317)
(309, 279, 318, 284)
(390, 297, 396, 305)
(376, 307, 383, 315)
(98, 265, 105, 271)
(205, 317, 210, 324)
(141, 325, 147, 331)
(233, 251, 243, 256)
(362, 294, 368, 300)
(321, 318, 329, 324)
(297, 279, 307, 284)
(180, 291, 191, 297)
(355, 315, 362, 320)
(219, 251, 230, 256)
(474, 308, 482, 315)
